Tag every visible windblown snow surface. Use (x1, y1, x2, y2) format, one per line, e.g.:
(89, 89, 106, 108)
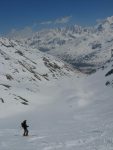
(0, 58, 113, 150)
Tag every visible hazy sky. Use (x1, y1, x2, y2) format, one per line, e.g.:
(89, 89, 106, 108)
(0, 0, 113, 34)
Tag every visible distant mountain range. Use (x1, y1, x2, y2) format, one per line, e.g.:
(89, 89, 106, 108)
(0, 16, 113, 122)
(1, 16, 112, 108)
(9, 16, 113, 73)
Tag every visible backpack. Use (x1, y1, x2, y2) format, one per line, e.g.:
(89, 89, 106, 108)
(21, 122, 24, 128)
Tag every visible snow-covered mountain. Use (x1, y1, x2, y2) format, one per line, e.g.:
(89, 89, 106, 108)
(13, 16, 113, 73)
(0, 16, 113, 150)
(0, 37, 77, 116)
(0, 42, 113, 149)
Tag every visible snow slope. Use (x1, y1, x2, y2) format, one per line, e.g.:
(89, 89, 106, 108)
(0, 39, 113, 150)
(0, 37, 76, 117)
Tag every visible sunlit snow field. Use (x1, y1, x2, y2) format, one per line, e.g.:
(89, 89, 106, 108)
(0, 66, 113, 150)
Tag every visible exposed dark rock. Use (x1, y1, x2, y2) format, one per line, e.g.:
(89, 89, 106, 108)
(6, 74, 13, 80)
(0, 84, 11, 88)
(0, 98, 4, 103)
(17, 96, 28, 102)
(106, 81, 110, 86)
(105, 69, 113, 76)
(21, 102, 29, 105)
(15, 50, 24, 56)
(92, 43, 101, 49)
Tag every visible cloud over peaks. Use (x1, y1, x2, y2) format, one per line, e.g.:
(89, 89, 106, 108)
(40, 16, 72, 25)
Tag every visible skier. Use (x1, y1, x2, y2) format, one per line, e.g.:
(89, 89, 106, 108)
(21, 120, 29, 136)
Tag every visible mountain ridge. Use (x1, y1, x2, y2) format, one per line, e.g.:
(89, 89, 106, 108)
(7, 16, 113, 73)
(0, 37, 77, 110)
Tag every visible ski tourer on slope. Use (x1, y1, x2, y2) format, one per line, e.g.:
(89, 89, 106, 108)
(21, 120, 29, 136)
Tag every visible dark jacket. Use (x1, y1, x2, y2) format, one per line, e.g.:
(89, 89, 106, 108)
(21, 120, 29, 129)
